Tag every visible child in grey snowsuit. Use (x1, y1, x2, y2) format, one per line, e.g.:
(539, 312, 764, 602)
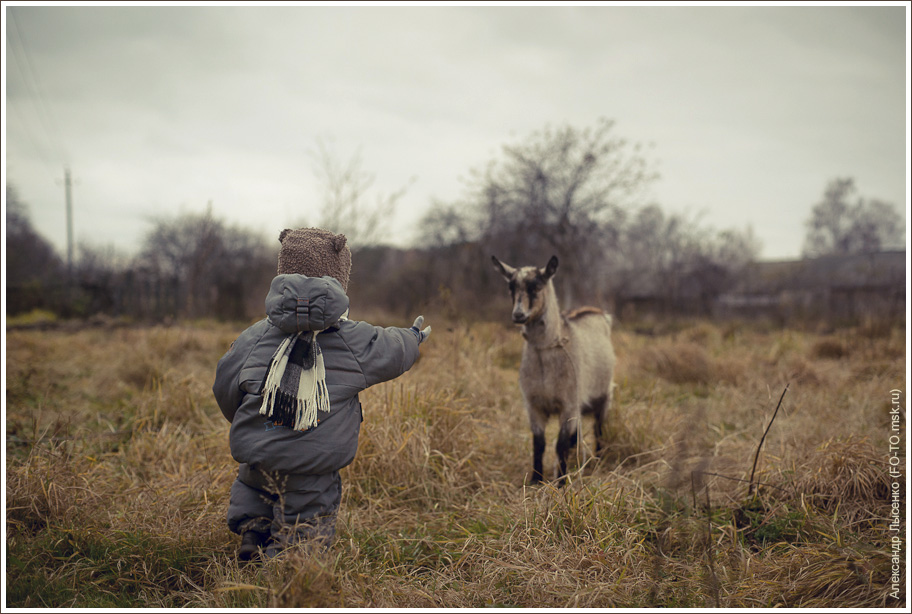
(213, 228, 430, 560)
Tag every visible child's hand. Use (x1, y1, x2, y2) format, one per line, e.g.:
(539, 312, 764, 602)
(410, 316, 432, 344)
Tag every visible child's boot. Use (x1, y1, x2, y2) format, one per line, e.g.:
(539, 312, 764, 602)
(238, 530, 269, 561)
(237, 517, 271, 562)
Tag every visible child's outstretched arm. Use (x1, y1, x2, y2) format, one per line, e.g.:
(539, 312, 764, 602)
(340, 315, 431, 389)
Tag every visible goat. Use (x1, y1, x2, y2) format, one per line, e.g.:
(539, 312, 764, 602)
(492, 254, 616, 485)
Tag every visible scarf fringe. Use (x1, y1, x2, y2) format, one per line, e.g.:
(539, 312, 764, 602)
(259, 332, 331, 432)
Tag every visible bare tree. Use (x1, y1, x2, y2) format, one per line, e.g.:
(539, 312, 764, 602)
(415, 120, 763, 318)
(607, 205, 761, 315)
(73, 241, 131, 315)
(803, 177, 904, 258)
(5, 185, 65, 314)
(466, 118, 658, 305)
(136, 205, 273, 320)
(309, 139, 415, 247)
(416, 198, 478, 249)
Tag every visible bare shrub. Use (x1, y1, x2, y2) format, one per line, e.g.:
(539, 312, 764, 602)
(638, 341, 715, 385)
(781, 356, 825, 386)
(810, 336, 849, 360)
(773, 436, 892, 524)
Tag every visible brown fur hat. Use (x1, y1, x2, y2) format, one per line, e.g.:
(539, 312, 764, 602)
(277, 228, 352, 292)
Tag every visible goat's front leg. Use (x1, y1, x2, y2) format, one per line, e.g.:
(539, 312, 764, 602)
(555, 418, 579, 486)
(528, 407, 547, 485)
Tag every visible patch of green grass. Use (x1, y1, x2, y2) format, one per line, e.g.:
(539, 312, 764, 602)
(6, 308, 58, 327)
(6, 523, 220, 608)
(348, 526, 462, 573)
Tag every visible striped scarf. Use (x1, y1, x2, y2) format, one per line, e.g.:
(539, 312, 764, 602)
(259, 331, 330, 432)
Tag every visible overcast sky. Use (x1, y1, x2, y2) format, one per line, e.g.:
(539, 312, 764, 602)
(4, 2, 909, 261)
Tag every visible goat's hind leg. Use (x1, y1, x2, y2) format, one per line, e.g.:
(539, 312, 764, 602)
(589, 394, 610, 458)
(531, 429, 546, 485)
(555, 418, 579, 486)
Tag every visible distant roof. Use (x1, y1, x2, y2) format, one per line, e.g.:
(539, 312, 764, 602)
(735, 251, 907, 294)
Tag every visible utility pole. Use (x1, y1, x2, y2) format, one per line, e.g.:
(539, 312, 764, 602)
(64, 166, 74, 275)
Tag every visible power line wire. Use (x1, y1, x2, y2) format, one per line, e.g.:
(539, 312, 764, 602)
(7, 99, 57, 177)
(6, 52, 58, 177)
(7, 10, 69, 167)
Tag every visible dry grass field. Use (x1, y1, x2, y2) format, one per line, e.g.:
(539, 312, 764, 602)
(4, 313, 907, 608)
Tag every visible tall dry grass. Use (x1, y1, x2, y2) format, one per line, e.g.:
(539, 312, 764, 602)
(4, 315, 906, 608)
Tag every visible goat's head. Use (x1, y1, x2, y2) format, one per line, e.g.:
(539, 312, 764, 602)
(491, 255, 559, 324)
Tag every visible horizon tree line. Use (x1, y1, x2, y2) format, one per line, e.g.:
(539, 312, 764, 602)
(5, 119, 905, 321)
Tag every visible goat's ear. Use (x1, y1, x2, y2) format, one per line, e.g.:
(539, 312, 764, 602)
(491, 255, 515, 280)
(543, 255, 559, 280)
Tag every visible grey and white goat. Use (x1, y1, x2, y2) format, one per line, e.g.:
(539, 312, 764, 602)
(492, 255, 617, 485)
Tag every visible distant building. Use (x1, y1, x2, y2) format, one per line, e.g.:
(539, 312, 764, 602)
(715, 251, 907, 323)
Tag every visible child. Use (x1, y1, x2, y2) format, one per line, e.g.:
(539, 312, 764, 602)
(213, 227, 430, 561)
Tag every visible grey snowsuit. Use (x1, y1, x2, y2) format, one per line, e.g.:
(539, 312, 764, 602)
(213, 274, 420, 548)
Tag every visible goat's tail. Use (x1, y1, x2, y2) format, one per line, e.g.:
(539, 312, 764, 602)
(604, 313, 613, 329)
